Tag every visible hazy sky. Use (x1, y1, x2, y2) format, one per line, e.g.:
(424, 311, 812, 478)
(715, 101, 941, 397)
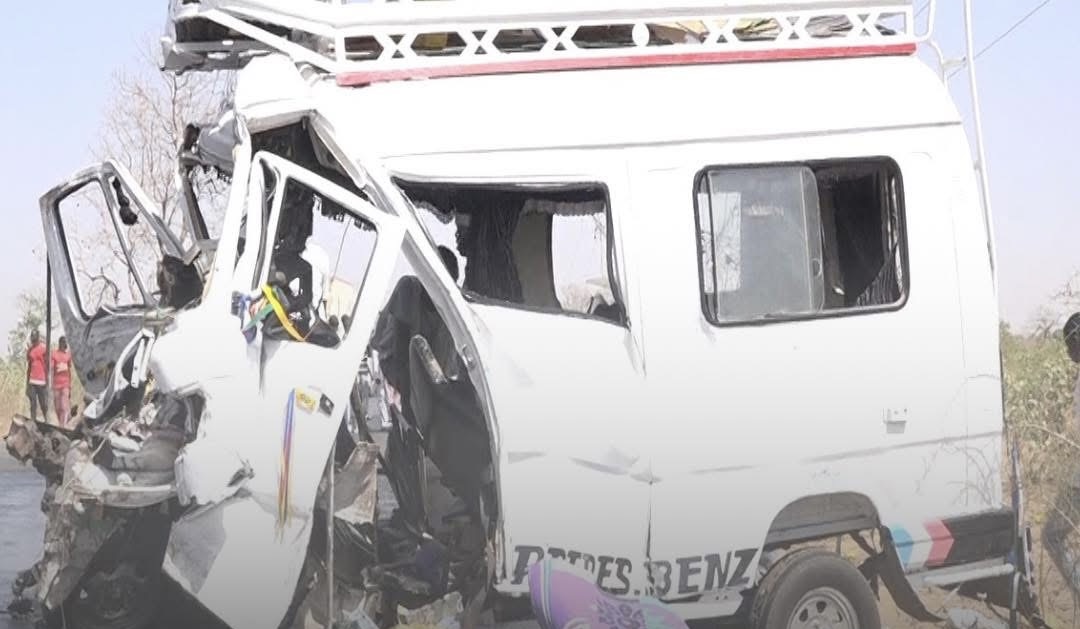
(0, 2, 1076, 338)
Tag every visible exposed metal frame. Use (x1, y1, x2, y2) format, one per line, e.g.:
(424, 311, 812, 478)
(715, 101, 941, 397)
(164, 0, 918, 83)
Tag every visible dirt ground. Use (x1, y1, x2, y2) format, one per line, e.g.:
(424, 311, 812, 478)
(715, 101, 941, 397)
(877, 591, 977, 629)
(831, 535, 1079, 629)
(879, 556, 1080, 628)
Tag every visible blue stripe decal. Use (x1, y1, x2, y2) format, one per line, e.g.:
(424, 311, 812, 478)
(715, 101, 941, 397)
(890, 526, 914, 568)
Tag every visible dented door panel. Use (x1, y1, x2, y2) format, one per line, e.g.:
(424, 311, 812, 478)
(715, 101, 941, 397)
(472, 305, 654, 598)
(359, 145, 652, 595)
(162, 153, 405, 629)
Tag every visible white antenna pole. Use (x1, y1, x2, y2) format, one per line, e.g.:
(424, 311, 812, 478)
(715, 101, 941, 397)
(962, 0, 998, 293)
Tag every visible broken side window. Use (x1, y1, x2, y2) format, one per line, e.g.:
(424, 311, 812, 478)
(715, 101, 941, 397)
(237, 163, 277, 276)
(185, 167, 231, 246)
(112, 177, 170, 306)
(260, 178, 378, 347)
(695, 158, 907, 324)
(57, 182, 149, 314)
(399, 182, 624, 323)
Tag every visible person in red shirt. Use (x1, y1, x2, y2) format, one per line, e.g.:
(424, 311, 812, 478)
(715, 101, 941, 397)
(52, 336, 73, 427)
(25, 330, 47, 422)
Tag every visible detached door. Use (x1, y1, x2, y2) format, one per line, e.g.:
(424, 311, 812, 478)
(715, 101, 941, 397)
(40, 162, 185, 395)
(166, 152, 405, 629)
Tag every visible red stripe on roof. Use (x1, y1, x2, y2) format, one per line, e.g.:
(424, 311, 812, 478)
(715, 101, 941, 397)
(338, 43, 917, 87)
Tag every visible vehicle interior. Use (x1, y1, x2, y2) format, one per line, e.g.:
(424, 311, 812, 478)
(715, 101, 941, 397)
(241, 121, 500, 624)
(696, 158, 906, 322)
(396, 180, 626, 325)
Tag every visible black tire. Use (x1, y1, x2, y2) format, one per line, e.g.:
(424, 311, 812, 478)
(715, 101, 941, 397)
(749, 548, 880, 629)
(61, 562, 162, 629)
(61, 509, 171, 629)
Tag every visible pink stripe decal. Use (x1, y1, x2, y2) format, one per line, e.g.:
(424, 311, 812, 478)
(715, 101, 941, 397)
(924, 520, 954, 568)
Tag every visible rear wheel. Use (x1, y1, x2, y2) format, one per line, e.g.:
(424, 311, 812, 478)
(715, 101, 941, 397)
(750, 548, 880, 629)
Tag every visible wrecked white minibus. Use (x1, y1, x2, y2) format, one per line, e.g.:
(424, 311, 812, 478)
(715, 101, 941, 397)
(4, 0, 1046, 628)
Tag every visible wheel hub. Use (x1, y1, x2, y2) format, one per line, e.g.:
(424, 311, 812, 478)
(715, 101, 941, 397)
(788, 587, 859, 629)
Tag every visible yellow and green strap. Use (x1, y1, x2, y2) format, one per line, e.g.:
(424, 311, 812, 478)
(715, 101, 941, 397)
(261, 284, 310, 343)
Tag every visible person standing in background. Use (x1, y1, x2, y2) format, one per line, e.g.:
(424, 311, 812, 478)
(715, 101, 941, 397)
(25, 330, 47, 422)
(52, 337, 72, 427)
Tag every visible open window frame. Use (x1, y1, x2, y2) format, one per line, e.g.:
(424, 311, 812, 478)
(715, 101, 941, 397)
(393, 179, 630, 327)
(693, 156, 911, 328)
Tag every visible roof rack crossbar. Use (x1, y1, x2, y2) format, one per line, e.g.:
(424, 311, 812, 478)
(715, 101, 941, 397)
(163, 0, 917, 83)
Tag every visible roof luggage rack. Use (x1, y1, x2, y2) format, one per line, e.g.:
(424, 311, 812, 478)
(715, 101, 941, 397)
(163, 0, 919, 85)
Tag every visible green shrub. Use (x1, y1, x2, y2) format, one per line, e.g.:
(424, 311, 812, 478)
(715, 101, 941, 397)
(1002, 326, 1078, 495)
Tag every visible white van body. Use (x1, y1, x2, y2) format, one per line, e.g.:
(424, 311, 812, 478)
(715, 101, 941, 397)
(35, 1, 1027, 628)
(331, 52, 1005, 596)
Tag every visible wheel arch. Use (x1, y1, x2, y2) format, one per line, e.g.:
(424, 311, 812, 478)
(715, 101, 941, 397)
(756, 491, 942, 624)
(763, 491, 880, 549)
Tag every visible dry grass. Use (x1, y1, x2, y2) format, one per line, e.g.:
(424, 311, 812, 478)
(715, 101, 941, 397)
(0, 360, 85, 436)
(866, 328, 1080, 627)
(1002, 329, 1080, 627)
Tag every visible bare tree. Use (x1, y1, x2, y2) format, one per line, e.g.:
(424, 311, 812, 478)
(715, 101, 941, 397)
(61, 42, 234, 313)
(1028, 273, 1080, 339)
(94, 45, 235, 239)
(1052, 272, 1080, 315)
(6, 292, 45, 363)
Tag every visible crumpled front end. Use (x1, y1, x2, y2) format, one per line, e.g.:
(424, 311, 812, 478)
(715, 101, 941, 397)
(4, 302, 496, 629)
(14, 53, 501, 628)
(3, 322, 201, 627)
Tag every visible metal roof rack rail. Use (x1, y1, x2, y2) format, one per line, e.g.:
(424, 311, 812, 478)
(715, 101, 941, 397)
(163, 0, 918, 84)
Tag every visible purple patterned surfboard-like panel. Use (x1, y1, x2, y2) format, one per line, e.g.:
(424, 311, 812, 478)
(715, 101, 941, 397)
(528, 559, 688, 629)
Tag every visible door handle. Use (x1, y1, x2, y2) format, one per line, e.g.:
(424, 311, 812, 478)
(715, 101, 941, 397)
(884, 408, 908, 434)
